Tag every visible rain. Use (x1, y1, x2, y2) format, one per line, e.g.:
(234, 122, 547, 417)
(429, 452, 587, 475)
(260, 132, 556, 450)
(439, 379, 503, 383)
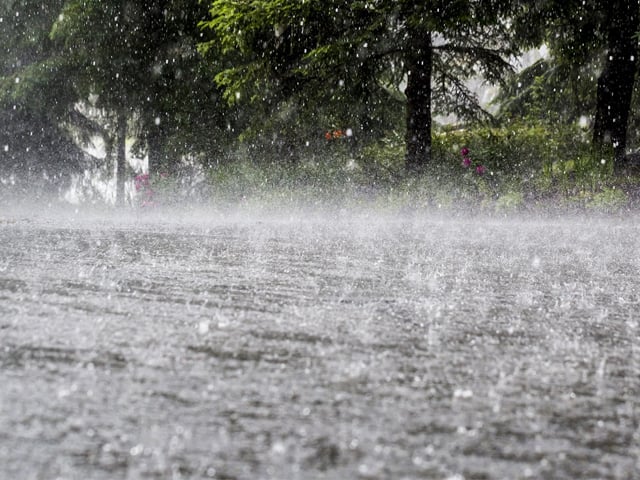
(2, 1, 640, 480)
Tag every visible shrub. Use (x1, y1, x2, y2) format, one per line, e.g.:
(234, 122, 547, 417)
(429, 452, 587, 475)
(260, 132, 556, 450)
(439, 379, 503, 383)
(203, 120, 638, 212)
(433, 121, 590, 178)
(586, 186, 628, 212)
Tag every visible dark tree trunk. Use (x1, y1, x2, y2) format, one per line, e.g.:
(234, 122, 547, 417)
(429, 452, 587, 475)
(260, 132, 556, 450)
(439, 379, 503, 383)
(115, 110, 127, 206)
(405, 32, 432, 173)
(593, 0, 639, 169)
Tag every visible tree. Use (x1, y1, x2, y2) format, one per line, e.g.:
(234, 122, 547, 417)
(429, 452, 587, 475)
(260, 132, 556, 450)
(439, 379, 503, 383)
(51, 0, 231, 205)
(0, 0, 90, 196)
(506, 0, 640, 168)
(592, 0, 639, 166)
(200, 0, 515, 172)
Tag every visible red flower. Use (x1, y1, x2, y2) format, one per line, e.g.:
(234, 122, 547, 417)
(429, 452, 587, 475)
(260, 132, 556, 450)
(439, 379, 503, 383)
(475, 165, 486, 175)
(461, 147, 470, 156)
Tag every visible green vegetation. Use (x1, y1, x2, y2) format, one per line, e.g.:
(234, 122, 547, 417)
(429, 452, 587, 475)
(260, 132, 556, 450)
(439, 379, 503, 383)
(2, 1, 640, 212)
(199, 121, 638, 214)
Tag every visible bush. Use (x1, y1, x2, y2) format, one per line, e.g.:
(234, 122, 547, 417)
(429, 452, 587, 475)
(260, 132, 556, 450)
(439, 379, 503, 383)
(429, 121, 632, 209)
(202, 121, 637, 213)
(206, 148, 376, 208)
(586, 187, 628, 212)
(433, 121, 591, 179)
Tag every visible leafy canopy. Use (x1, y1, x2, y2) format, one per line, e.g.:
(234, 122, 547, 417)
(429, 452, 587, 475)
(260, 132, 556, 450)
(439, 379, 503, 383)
(200, 0, 517, 140)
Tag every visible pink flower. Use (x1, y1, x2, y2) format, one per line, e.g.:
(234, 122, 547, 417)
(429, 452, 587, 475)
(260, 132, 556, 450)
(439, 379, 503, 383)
(135, 173, 151, 190)
(462, 157, 472, 167)
(475, 165, 486, 175)
(461, 147, 470, 156)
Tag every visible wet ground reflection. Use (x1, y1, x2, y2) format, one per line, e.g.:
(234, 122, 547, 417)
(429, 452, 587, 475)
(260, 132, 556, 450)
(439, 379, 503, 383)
(1, 211, 639, 479)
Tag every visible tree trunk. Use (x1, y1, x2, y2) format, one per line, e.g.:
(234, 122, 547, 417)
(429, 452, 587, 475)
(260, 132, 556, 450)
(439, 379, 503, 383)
(405, 32, 432, 173)
(593, 0, 639, 169)
(115, 110, 127, 206)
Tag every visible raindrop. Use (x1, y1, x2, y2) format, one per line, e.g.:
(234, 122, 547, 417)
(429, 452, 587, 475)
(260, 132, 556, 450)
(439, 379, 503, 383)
(235, 91, 241, 100)
(130, 444, 144, 456)
(154, 117, 161, 126)
(453, 388, 473, 399)
(15, 77, 19, 84)
(531, 256, 541, 268)
(197, 320, 209, 334)
(3, 145, 8, 152)
(271, 442, 286, 455)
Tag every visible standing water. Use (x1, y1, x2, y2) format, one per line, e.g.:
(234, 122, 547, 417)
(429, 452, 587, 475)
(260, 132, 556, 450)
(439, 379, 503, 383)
(1, 208, 639, 479)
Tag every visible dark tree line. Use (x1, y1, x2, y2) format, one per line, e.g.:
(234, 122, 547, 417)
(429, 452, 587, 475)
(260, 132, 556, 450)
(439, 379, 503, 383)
(1, 0, 640, 202)
(1, 0, 231, 203)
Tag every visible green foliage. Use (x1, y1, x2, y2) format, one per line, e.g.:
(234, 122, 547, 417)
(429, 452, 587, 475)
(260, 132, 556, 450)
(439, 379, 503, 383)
(586, 187, 628, 211)
(0, 1, 72, 114)
(508, 0, 639, 162)
(200, 0, 516, 166)
(3, 0, 640, 211)
(433, 121, 591, 181)
(205, 137, 637, 213)
(430, 121, 637, 212)
(207, 154, 370, 207)
(509, 0, 607, 63)
(201, 0, 406, 147)
(358, 131, 407, 185)
(50, 0, 233, 175)
(349, 121, 631, 212)
(494, 191, 525, 212)
(496, 58, 599, 123)
(0, 0, 89, 191)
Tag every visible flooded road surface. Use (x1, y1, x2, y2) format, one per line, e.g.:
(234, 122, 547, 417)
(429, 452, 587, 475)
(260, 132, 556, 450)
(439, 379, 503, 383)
(1, 209, 639, 479)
